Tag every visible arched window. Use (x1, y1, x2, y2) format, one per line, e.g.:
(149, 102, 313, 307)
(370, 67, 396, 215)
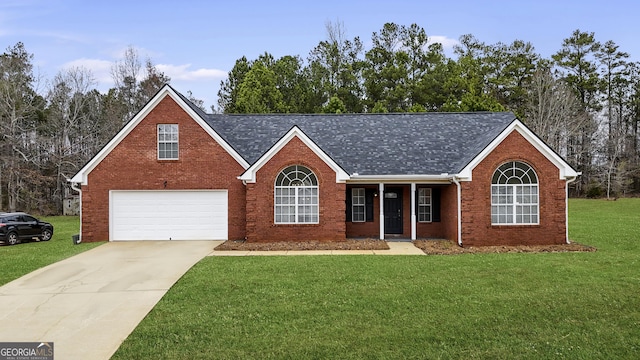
(275, 165, 319, 224)
(491, 161, 539, 225)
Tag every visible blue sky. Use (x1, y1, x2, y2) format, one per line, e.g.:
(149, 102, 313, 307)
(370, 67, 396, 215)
(2, 0, 638, 109)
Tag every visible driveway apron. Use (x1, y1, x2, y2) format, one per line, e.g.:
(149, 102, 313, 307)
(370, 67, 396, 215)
(0, 241, 216, 360)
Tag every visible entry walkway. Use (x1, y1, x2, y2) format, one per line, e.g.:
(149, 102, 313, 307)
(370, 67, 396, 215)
(209, 240, 426, 256)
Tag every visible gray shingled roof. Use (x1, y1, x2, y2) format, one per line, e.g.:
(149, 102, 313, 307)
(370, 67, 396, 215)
(202, 112, 516, 176)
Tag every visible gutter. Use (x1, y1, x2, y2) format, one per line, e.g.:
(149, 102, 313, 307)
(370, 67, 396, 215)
(70, 181, 82, 244)
(451, 176, 463, 247)
(349, 174, 451, 182)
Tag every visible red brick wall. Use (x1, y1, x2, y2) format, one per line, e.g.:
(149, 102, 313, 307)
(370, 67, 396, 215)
(416, 185, 457, 240)
(245, 136, 346, 242)
(345, 185, 380, 238)
(80, 95, 246, 242)
(461, 130, 567, 246)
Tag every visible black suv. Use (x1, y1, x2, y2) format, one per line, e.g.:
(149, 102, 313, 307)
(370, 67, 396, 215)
(0, 212, 54, 245)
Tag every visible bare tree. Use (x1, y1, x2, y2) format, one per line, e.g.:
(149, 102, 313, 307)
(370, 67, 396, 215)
(111, 47, 170, 124)
(0, 42, 44, 212)
(46, 66, 98, 212)
(111, 46, 142, 123)
(524, 68, 587, 157)
(186, 90, 206, 112)
(140, 58, 170, 101)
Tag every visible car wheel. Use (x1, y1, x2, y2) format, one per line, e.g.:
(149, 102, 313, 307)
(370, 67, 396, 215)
(7, 232, 19, 245)
(41, 228, 53, 241)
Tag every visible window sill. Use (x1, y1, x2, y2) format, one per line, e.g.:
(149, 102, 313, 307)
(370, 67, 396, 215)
(491, 224, 540, 228)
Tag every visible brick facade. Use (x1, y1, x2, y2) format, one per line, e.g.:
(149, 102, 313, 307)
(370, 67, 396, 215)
(417, 184, 458, 240)
(80, 96, 246, 242)
(245, 136, 346, 242)
(460, 130, 567, 246)
(77, 93, 569, 246)
(345, 185, 380, 238)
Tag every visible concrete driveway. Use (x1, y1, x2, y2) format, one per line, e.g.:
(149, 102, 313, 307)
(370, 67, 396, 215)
(0, 241, 217, 360)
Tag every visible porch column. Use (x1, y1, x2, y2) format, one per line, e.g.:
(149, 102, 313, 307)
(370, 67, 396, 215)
(379, 183, 385, 240)
(411, 183, 416, 240)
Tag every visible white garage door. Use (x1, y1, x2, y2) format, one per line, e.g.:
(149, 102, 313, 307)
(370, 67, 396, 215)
(110, 190, 228, 241)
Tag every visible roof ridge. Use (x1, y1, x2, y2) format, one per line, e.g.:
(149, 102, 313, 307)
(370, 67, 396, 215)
(213, 111, 515, 117)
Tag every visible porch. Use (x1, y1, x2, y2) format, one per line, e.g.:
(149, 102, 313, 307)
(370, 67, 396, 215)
(345, 183, 458, 241)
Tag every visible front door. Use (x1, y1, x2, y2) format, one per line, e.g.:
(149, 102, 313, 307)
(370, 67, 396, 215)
(384, 187, 403, 234)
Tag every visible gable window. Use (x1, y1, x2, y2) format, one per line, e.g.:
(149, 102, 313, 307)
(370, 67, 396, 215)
(418, 188, 432, 222)
(351, 188, 366, 222)
(275, 165, 318, 224)
(158, 124, 179, 160)
(491, 161, 539, 225)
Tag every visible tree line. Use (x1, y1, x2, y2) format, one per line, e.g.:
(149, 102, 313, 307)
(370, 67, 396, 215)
(0, 43, 180, 214)
(1, 23, 638, 215)
(219, 22, 640, 199)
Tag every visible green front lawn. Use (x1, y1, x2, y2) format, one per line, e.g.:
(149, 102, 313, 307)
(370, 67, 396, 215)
(113, 199, 640, 359)
(0, 216, 101, 285)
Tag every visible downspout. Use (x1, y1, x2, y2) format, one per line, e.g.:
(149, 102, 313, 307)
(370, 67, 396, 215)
(452, 176, 462, 247)
(70, 181, 82, 244)
(565, 176, 578, 244)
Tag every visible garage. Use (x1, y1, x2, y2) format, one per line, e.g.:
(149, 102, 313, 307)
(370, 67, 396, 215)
(110, 190, 228, 241)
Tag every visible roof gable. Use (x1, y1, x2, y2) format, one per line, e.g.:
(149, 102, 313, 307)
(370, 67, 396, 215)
(239, 126, 350, 183)
(457, 119, 579, 180)
(70, 85, 248, 185)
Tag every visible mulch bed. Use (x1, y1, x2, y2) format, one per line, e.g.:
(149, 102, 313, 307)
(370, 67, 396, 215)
(215, 238, 596, 254)
(413, 239, 597, 255)
(215, 239, 390, 251)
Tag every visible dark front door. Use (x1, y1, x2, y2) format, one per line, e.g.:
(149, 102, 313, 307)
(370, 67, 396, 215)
(384, 187, 403, 234)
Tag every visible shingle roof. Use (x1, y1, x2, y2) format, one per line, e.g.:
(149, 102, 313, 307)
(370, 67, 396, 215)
(202, 112, 516, 176)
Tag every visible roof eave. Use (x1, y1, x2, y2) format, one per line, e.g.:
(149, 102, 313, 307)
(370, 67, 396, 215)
(347, 174, 454, 184)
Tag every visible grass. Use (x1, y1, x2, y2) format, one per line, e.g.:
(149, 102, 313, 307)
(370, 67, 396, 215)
(0, 216, 102, 285)
(112, 198, 640, 359)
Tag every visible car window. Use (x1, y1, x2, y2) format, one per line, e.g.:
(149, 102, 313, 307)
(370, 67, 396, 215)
(4, 215, 18, 222)
(22, 215, 37, 222)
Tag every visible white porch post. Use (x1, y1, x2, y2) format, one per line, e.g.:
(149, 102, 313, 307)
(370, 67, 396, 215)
(411, 183, 416, 240)
(379, 183, 385, 240)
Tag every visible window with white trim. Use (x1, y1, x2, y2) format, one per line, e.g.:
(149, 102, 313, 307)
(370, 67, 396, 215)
(491, 161, 539, 225)
(275, 165, 318, 224)
(352, 188, 365, 222)
(418, 188, 432, 222)
(157, 124, 179, 160)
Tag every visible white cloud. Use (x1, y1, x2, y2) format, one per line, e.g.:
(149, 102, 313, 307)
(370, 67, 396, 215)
(156, 64, 227, 81)
(60, 58, 226, 107)
(428, 35, 459, 50)
(61, 58, 113, 85)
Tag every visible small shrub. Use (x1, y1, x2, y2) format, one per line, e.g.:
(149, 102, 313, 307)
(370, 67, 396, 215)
(586, 183, 603, 198)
